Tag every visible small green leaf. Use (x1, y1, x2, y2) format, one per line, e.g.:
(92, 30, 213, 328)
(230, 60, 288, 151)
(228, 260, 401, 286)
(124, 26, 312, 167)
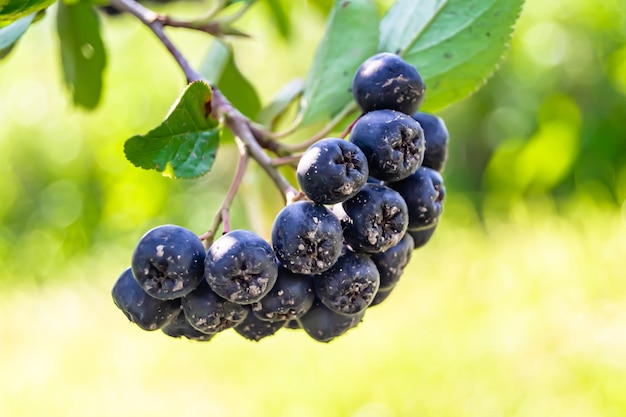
(124, 81, 222, 179)
(56, 0, 107, 109)
(0, 13, 34, 59)
(0, 0, 55, 22)
(380, 0, 524, 111)
(257, 78, 304, 127)
(299, 0, 379, 126)
(200, 40, 261, 119)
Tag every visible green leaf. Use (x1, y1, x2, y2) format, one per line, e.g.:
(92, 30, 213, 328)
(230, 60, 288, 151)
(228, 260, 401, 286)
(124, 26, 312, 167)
(0, 13, 34, 59)
(379, 0, 524, 111)
(299, 0, 379, 126)
(56, 0, 107, 109)
(0, 0, 55, 22)
(265, 0, 290, 38)
(257, 78, 304, 127)
(124, 81, 222, 179)
(200, 40, 261, 119)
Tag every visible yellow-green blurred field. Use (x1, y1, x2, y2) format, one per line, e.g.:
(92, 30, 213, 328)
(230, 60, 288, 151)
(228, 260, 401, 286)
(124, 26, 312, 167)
(1, 204, 625, 417)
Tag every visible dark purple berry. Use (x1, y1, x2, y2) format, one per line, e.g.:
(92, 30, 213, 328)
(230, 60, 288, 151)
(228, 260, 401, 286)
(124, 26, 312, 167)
(298, 299, 365, 343)
(349, 109, 425, 181)
(371, 234, 414, 291)
(251, 266, 314, 322)
(234, 312, 286, 342)
(352, 52, 426, 115)
(131, 224, 205, 300)
(313, 251, 380, 315)
(297, 138, 369, 204)
(386, 167, 445, 230)
(341, 183, 409, 254)
(112, 267, 181, 331)
(205, 230, 278, 304)
(271, 201, 343, 275)
(412, 112, 449, 172)
(369, 286, 394, 307)
(161, 310, 215, 341)
(181, 281, 248, 333)
(408, 225, 438, 249)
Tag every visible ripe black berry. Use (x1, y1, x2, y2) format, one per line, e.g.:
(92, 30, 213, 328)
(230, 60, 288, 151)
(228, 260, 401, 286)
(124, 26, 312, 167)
(181, 281, 248, 333)
(369, 286, 394, 307)
(313, 250, 380, 315)
(352, 52, 426, 115)
(251, 266, 314, 322)
(205, 230, 278, 304)
(234, 312, 286, 342)
(371, 233, 414, 291)
(131, 224, 205, 300)
(296, 138, 369, 204)
(161, 310, 215, 341)
(386, 167, 445, 230)
(412, 112, 449, 172)
(271, 201, 343, 275)
(112, 267, 181, 331)
(408, 225, 438, 249)
(349, 109, 425, 181)
(298, 299, 365, 343)
(341, 183, 409, 253)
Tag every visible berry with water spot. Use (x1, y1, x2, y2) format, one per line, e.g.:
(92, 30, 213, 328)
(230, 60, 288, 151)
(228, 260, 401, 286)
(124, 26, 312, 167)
(313, 250, 380, 315)
(271, 201, 343, 275)
(112, 267, 181, 331)
(205, 230, 278, 304)
(251, 266, 315, 322)
(386, 166, 445, 230)
(181, 281, 248, 333)
(352, 52, 426, 115)
(340, 183, 409, 254)
(349, 109, 425, 181)
(131, 224, 205, 300)
(297, 137, 369, 205)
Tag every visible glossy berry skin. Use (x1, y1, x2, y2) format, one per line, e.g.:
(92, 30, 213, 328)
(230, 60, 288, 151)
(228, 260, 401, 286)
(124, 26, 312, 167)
(272, 201, 343, 275)
(251, 266, 314, 322)
(112, 267, 181, 331)
(297, 138, 369, 205)
(369, 286, 394, 307)
(352, 52, 426, 115)
(408, 225, 437, 249)
(161, 310, 215, 341)
(371, 234, 414, 291)
(298, 300, 365, 343)
(386, 167, 445, 230)
(349, 109, 425, 181)
(412, 112, 449, 172)
(181, 281, 248, 334)
(234, 312, 286, 342)
(131, 224, 205, 300)
(205, 230, 278, 304)
(341, 183, 409, 254)
(313, 251, 380, 315)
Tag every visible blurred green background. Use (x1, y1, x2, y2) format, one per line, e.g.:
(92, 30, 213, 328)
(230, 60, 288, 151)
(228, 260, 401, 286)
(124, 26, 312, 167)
(1, 0, 625, 416)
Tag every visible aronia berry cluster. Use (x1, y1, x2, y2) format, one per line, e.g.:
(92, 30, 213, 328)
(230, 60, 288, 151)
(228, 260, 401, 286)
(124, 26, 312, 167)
(112, 52, 449, 343)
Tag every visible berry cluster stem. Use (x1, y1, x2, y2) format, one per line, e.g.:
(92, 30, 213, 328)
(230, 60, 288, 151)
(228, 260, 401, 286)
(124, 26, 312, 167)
(198, 137, 248, 248)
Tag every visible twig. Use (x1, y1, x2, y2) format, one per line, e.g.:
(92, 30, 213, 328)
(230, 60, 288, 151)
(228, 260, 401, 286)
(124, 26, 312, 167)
(199, 137, 249, 248)
(212, 89, 301, 204)
(109, 0, 203, 83)
(270, 153, 303, 167)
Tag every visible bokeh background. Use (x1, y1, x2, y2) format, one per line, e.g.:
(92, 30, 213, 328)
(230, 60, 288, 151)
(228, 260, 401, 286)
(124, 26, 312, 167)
(1, 0, 625, 416)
